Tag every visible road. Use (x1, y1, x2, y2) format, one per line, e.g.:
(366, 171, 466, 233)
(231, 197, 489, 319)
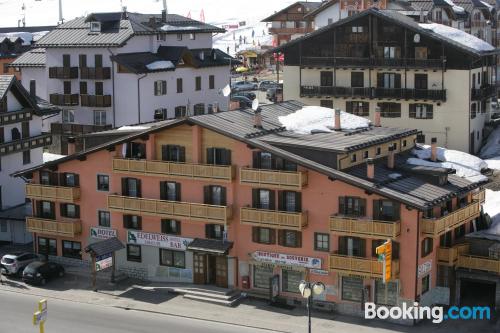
(0, 289, 275, 333)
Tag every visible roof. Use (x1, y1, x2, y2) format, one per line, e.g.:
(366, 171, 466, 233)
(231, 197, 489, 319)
(304, 0, 339, 18)
(0, 203, 29, 221)
(12, 101, 483, 210)
(186, 238, 234, 255)
(84, 237, 125, 256)
(0, 26, 56, 34)
(262, 1, 322, 22)
(10, 48, 46, 67)
(274, 8, 498, 56)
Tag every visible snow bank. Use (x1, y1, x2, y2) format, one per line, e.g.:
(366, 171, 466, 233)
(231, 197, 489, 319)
(146, 61, 175, 70)
(43, 152, 65, 162)
(483, 189, 500, 236)
(480, 126, 500, 159)
(419, 23, 494, 52)
(278, 106, 371, 134)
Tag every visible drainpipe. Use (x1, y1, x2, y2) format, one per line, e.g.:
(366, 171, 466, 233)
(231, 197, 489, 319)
(137, 73, 148, 124)
(414, 209, 421, 326)
(107, 48, 116, 128)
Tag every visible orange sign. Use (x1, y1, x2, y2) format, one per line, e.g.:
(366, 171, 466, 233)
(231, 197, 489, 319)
(376, 240, 392, 283)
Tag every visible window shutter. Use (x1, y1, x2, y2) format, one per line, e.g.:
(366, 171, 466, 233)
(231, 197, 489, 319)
(339, 196, 345, 215)
(277, 229, 284, 246)
(203, 186, 210, 204)
(269, 190, 276, 210)
(137, 216, 142, 230)
(136, 179, 142, 197)
(359, 238, 366, 257)
(421, 239, 425, 257)
(393, 202, 400, 221)
(360, 198, 366, 216)
(252, 151, 260, 168)
(160, 181, 166, 200)
(393, 241, 400, 259)
(296, 231, 302, 248)
(224, 149, 231, 165)
(409, 104, 415, 118)
(206, 148, 214, 164)
(60, 203, 66, 217)
(346, 101, 352, 113)
(162, 81, 167, 94)
(270, 229, 276, 244)
(395, 74, 401, 89)
(252, 189, 259, 208)
(59, 173, 66, 187)
(278, 191, 284, 211)
(50, 202, 56, 219)
(123, 215, 129, 229)
(205, 224, 212, 238)
(175, 182, 181, 201)
(252, 227, 259, 243)
(295, 192, 302, 212)
(220, 187, 227, 206)
(75, 205, 80, 218)
(161, 145, 169, 161)
(373, 200, 380, 220)
(74, 174, 80, 187)
(50, 172, 59, 186)
(121, 178, 128, 196)
(377, 73, 384, 87)
(339, 236, 347, 254)
(179, 146, 186, 162)
(154, 81, 158, 95)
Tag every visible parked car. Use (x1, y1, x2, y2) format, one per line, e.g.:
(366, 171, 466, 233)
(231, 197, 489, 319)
(258, 80, 277, 91)
(0, 253, 42, 276)
(231, 81, 256, 92)
(266, 86, 283, 102)
(233, 91, 256, 100)
(22, 261, 65, 285)
(231, 95, 253, 109)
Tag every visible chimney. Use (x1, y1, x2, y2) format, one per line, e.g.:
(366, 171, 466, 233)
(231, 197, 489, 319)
(334, 108, 341, 130)
(431, 137, 437, 162)
(374, 106, 381, 127)
(149, 16, 157, 29)
(67, 136, 76, 155)
(161, 9, 167, 23)
(366, 158, 375, 179)
(387, 146, 395, 169)
(254, 108, 263, 129)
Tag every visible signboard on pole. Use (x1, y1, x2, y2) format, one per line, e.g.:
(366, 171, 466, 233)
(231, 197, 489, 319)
(251, 251, 322, 269)
(127, 230, 192, 250)
(95, 253, 113, 272)
(33, 299, 47, 333)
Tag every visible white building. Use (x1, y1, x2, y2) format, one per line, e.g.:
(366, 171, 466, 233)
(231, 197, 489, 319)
(11, 10, 232, 130)
(0, 75, 56, 243)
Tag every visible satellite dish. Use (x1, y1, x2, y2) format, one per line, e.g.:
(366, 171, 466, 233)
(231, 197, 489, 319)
(222, 84, 231, 97)
(252, 98, 259, 111)
(414, 33, 420, 43)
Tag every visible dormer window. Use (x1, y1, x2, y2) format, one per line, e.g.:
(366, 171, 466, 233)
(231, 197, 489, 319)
(90, 21, 101, 32)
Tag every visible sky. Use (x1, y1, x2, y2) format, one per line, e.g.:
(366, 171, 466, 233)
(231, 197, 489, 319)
(0, 0, 298, 27)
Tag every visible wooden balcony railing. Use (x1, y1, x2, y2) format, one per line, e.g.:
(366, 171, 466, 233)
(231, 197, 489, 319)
(457, 254, 500, 274)
(48, 67, 78, 79)
(49, 94, 79, 106)
(0, 134, 52, 157)
(80, 67, 111, 80)
(107, 195, 232, 224)
(25, 183, 81, 203)
(437, 243, 470, 266)
(80, 94, 112, 107)
(329, 215, 400, 239)
(269, 27, 312, 34)
(50, 122, 112, 134)
(0, 109, 32, 126)
(472, 189, 485, 203)
(26, 217, 82, 237)
(112, 158, 235, 182)
(420, 201, 481, 237)
(329, 253, 399, 279)
(300, 56, 444, 69)
(240, 168, 307, 190)
(471, 85, 496, 100)
(240, 207, 307, 230)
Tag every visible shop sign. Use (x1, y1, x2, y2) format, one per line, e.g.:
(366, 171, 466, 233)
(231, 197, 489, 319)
(310, 269, 329, 276)
(90, 227, 117, 240)
(95, 253, 113, 272)
(418, 260, 432, 278)
(251, 251, 322, 269)
(127, 230, 192, 250)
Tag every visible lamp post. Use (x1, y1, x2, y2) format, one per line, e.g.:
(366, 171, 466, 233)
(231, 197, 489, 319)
(299, 280, 325, 333)
(224, 56, 233, 111)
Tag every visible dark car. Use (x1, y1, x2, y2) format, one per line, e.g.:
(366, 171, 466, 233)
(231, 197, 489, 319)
(22, 261, 65, 285)
(266, 86, 283, 102)
(258, 80, 277, 91)
(233, 91, 256, 100)
(231, 95, 253, 109)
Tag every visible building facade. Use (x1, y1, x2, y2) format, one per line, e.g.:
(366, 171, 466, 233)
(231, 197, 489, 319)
(15, 101, 492, 319)
(277, 9, 497, 153)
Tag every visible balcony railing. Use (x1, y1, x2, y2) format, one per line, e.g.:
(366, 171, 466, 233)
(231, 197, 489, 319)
(329, 253, 399, 279)
(48, 67, 79, 79)
(49, 94, 79, 106)
(329, 215, 400, 239)
(240, 207, 307, 231)
(240, 168, 307, 190)
(472, 189, 485, 203)
(471, 85, 496, 100)
(437, 243, 470, 266)
(0, 109, 32, 126)
(300, 56, 444, 69)
(80, 67, 111, 80)
(51, 122, 112, 134)
(26, 183, 80, 203)
(26, 217, 82, 237)
(300, 85, 446, 101)
(269, 27, 312, 34)
(107, 194, 232, 224)
(0, 133, 52, 157)
(80, 94, 112, 107)
(457, 254, 500, 274)
(112, 158, 235, 182)
(420, 201, 481, 236)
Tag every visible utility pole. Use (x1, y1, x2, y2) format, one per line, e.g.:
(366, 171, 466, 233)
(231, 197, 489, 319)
(58, 0, 63, 24)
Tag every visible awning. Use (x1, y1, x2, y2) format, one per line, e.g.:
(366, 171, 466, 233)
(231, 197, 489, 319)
(186, 238, 233, 255)
(84, 237, 125, 256)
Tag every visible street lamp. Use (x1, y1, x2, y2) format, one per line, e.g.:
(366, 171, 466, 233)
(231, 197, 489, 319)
(299, 280, 325, 333)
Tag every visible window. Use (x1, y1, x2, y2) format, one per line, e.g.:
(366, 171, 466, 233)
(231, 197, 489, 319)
(339, 196, 366, 217)
(2, 63, 9, 74)
(61, 172, 79, 187)
(29, 80, 36, 96)
(378, 103, 401, 118)
(403, 140, 407, 148)
(206, 147, 231, 165)
(209, 75, 215, 89)
(351, 26, 363, 33)
(351, 72, 364, 87)
(373, 200, 400, 221)
(161, 145, 185, 162)
(383, 46, 397, 59)
(64, 81, 71, 94)
(161, 219, 181, 235)
(62, 240, 81, 259)
(97, 210, 111, 227)
(80, 81, 88, 95)
(127, 244, 141, 262)
(121, 177, 141, 197)
(375, 280, 398, 305)
(409, 104, 433, 119)
(378, 73, 401, 89)
(97, 174, 109, 191)
(39, 201, 55, 219)
(38, 237, 57, 256)
(177, 33, 182, 41)
(205, 224, 224, 240)
(22, 122, 30, 139)
(454, 224, 466, 239)
(94, 110, 107, 125)
(193, 103, 205, 115)
(346, 101, 369, 116)
(22, 150, 30, 165)
(320, 100, 333, 108)
(278, 229, 302, 248)
(95, 82, 103, 95)
(189, 33, 196, 40)
(282, 269, 303, 293)
(79, 54, 87, 68)
(252, 227, 276, 244)
(175, 106, 187, 118)
(471, 103, 477, 119)
(253, 265, 273, 289)
(95, 54, 103, 68)
(0, 97, 6, 113)
(60, 203, 80, 218)
(376, 147, 381, 155)
(159, 249, 185, 268)
(154, 80, 167, 96)
(160, 181, 181, 201)
(204, 185, 226, 206)
(421, 275, 430, 294)
(421, 237, 433, 257)
(195, 76, 201, 91)
(320, 71, 333, 86)
(314, 233, 329, 252)
(414, 74, 428, 90)
(252, 189, 275, 210)
(62, 110, 75, 123)
(125, 142, 146, 159)
(177, 78, 183, 93)
(338, 236, 365, 257)
(123, 215, 142, 230)
(62, 54, 71, 67)
(253, 151, 296, 170)
(90, 22, 101, 32)
(363, 151, 369, 159)
(154, 108, 168, 120)
(350, 154, 357, 163)
(157, 33, 166, 41)
(0, 221, 7, 233)
(342, 276, 363, 301)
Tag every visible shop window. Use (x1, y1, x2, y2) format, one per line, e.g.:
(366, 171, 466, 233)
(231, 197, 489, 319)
(127, 244, 141, 262)
(161, 219, 181, 235)
(375, 280, 398, 305)
(282, 269, 303, 293)
(123, 215, 142, 230)
(314, 233, 329, 252)
(342, 276, 363, 301)
(205, 224, 224, 240)
(62, 240, 81, 259)
(159, 249, 185, 268)
(38, 237, 57, 256)
(252, 227, 276, 244)
(253, 265, 273, 289)
(421, 275, 430, 294)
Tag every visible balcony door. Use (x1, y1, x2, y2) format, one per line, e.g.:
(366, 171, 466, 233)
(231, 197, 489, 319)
(415, 74, 428, 90)
(320, 71, 333, 87)
(339, 236, 365, 257)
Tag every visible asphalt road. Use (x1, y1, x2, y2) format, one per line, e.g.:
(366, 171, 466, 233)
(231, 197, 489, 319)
(0, 289, 275, 333)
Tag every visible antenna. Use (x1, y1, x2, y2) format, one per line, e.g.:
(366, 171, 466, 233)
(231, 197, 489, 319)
(251, 99, 259, 111)
(58, 0, 64, 24)
(21, 2, 26, 27)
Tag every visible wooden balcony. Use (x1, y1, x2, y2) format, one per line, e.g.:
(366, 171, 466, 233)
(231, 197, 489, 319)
(420, 201, 481, 237)
(329, 215, 400, 239)
(49, 93, 79, 106)
(0, 109, 32, 126)
(472, 189, 485, 203)
(240, 207, 307, 231)
(240, 168, 307, 190)
(300, 56, 444, 69)
(48, 67, 78, 79)
(107, 194, 232, 224)
(26, 217, 82, 237)
(80, 67, 111, 80)
(457, 254, 500, 274)
(269, 27, 312, 35)
(50, 122, 112, 135)
(329, 253, 399, 279)
(80, 94, 112, 107)
(112, 158, 235, 182)
(0, 134, 51, 157)
(437, 244, 470, 266)
(26, 183, 81, 203)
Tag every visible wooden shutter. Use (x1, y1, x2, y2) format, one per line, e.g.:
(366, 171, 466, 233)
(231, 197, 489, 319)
(346, 101, 352, 113)
(60, 203, 67, 217)
(339, 196, 345, 215)
(162, 81, 167, 94)
(296, 231, 302, 248)
(59, 173, 66, 187)
(277, 229, 284, 246)
(121, 178, 128, 196)
(206, 148, 214, 164)
(295, 192, 302, 212)
(338, 236, 347, 254)
(269, 190, 276, 210)
(50, 172, 59, 186)
(360, 198, 366, 216)
(161, 145, 169, 161)
(179, 146, 186, 162)
(377, 73, 384, 87)
(205, 224, 212, 238)
(359, 238, 366, 257)
(137, 216, 142, 230)
(252, 189, 259, 208)
(395, 74, 401, 89)
(393, 202, 400, 221)
(373, 200, 380, 220)
(123, 215, 129, 229)
(95, 54, 102, 68)
(160, 181, 166, 200)
(154, 81, 159, 95)
(75, 205, 80, 218)
(269, 229, 276, 244)
(252, 151, 260, 168)
(409, 104, 416, 118)
(224, 149, 231, 165)
(278, 191, 284, 211)
(49, 202, 55, 219)
(393, 241, 400, 259)
(203, 186, 210, 204)
(74, 174, 80, 187)
(220, 187, 227, 206)
(252, 227, 259, 243)
(136, 179, 142, 197)
(175, 182, 181, 201)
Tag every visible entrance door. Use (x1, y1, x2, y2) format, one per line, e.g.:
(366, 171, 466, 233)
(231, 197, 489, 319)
(193, 253, 206, 284)
(215, 256, 228, 288)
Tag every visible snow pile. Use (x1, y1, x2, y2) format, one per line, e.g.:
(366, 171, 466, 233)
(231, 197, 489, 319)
(484, 157, 500, 170)
(407, 145, 488, 182)
(278, 106, 371, 134)
(443, 0, 465, 13)
(482, 189, 500, 236)
(419, 23, 494, 52)
(388, 173, 402, 179)
(480, 126, 500, 159)
(146, 61, 175, 71)
(43, 152, 65, 162)
(213, 21, 273, 57)
(160, 25, 200, 31)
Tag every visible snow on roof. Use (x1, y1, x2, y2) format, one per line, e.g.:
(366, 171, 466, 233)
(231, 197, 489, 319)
(160, 25, 199, 31)
(480, 0, 494, 10)
(145, 60, 175, 71)
(43, 152, 66, 163)
(480, 126, 500, 159)
(419, 23, 494, 52)
(442, 0, 465, 13)
(388, 173, 403, 179)
(278, 106, 371, 134)
(116, 125, 152, 131)
(482, 189, 500, 236)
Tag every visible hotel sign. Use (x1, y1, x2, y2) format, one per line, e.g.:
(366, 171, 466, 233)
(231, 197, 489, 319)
(127, 230, 192, 251)
(90, 227, 117, 240)
(251, 251, 322, 269)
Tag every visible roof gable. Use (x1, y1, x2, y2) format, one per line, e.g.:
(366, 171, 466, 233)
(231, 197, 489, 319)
(262, 1, 322, 21)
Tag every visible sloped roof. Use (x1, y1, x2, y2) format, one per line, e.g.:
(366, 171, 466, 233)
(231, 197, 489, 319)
(10, 48, 46, 67)
(262, 1, 322, 22)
